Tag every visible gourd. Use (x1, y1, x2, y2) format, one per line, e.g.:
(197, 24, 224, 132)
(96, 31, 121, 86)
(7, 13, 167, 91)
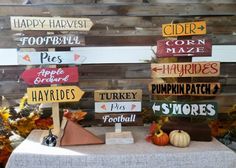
(169, 130, 190, 148)
(152, 129, 169, 146)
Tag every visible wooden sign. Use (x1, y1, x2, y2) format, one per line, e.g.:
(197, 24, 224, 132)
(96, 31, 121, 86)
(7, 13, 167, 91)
(157, 39, 212, 57)
(11, 16, 93, 31)
(151, 62, 220, 78)
(94, 89, 142, 102)
(162, 21, 206, 37)
(21, 67, 78, 85)
(150, 83, 221, 96)
(17, 35, 85, 48)
(18, 51, 86, 65)
(27, 86, 84, 104)
(152, 101, 217, 118)
(95, 113, 143, 126)
(95, 102, 141, 113)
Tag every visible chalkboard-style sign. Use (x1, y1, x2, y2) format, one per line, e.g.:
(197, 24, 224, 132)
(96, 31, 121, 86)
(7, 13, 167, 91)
(21, 67, 78, 85)
(162, 21, 206, 37)
(150, 82, 220, 96)
(94, 89, 142, 102)
(18, 51, 86, 65)
(157, 39, 212, 57)
(151, 62, 220, 78)
(27, 86, 84, 104)
(17, 35, 85, 48)
(11, 16, 93, 31)
(95, 113, 143, 126)
(152, 101, 217, 118)
(95, 102, 142, 113)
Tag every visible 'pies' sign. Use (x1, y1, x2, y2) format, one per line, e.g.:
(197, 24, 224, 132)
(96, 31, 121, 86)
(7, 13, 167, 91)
(152, 101, 217, 118)
(157, 39, 212, 57)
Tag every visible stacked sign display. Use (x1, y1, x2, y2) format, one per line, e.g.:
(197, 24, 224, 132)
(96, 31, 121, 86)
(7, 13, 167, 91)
(10, 16, 98, 144)
(151, 21, 220, 141)
(94, 89, 143, 126)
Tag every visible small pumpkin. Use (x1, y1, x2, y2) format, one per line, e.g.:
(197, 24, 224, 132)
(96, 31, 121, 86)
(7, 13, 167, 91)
(152, 129, 169, 146)
(169, 130, 190, 148)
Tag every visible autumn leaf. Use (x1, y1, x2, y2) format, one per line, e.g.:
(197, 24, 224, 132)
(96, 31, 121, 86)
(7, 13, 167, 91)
(35, 118, 53, 129)
(19, 95, 28, 111)
(63, 109, 87, 122)
(0, 107, 11, 122)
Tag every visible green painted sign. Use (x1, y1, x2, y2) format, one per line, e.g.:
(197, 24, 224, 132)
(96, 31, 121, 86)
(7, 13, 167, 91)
(152, 101, 217, 118)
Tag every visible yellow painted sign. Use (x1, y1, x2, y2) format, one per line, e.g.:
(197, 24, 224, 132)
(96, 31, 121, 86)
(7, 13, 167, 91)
(27, 86, 84, 104)
(162, 21, 206, 37)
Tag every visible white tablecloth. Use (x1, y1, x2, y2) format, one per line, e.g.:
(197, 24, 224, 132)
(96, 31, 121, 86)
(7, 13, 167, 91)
(6, 126, 236, 168)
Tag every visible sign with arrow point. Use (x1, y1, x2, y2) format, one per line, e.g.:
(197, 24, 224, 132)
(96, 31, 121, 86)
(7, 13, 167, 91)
(17, 51, 86, 65)
(162, 21, 206, 37)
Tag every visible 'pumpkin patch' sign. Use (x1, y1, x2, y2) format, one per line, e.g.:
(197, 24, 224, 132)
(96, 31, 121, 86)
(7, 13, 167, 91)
(21, 67, 78, 85)
(152, 101, 217, 118)
(17, 51, 85, 65)
(151, 62, 220, 78)
(27, 86, 84, 104)
(162, 21, 206, 37)
(157, 39, 212, 57)
(150, 82, 221, 96)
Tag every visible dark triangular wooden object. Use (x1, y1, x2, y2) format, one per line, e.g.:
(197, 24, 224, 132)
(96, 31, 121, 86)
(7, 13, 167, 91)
(60, 120, 104, 146)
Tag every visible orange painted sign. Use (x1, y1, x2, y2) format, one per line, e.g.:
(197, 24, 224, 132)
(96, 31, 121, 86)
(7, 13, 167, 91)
(27, 86, 84, 104)
(151, 62, 220, 78)
(162, 21, 206, 37)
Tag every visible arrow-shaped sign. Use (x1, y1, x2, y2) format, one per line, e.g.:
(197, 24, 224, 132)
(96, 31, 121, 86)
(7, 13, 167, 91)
(152, 103, 160, 113)
(95, 102, 142, 113)
(18, 51, 86, 65)
(27, 86, 84, 104)
(21, 67, 79, 85)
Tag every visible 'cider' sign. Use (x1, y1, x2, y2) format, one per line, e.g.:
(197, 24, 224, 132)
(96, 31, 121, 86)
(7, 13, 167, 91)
(21, 67, 78, 85)
(11, 16, 93, 31)
(151, 62, 220, 78)
(27, 86, 84, 104)
(18, 51, 85, 65)
(150, 83, 220, 96)
(162, 21, 206, 37)
(152, 101, 217, 118)
(157, 39, 212, 57)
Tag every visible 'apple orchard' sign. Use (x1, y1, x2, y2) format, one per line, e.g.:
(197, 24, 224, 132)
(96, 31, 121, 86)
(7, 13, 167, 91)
(157, 39, 212, 57)
(27, 86, 84, 104)
(21, 67, 78, 85)
(17, 51, 85, 65)
(152, 101, 217, 118)
(151, 62, 220, 78)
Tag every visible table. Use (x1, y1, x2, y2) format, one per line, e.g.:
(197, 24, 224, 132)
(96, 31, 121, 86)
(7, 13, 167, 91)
(6, 126, 236, 168)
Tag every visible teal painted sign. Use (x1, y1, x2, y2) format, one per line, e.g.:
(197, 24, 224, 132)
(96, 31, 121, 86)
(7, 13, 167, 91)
(152, 101, 217, 118)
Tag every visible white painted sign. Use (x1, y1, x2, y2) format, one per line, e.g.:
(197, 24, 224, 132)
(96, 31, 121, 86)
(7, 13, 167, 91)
(95, 102, 142, 113)
(11, 16, 93, 31)
(17, 51, 86, 65)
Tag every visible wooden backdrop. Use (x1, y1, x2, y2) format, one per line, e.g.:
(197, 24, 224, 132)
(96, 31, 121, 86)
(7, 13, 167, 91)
(0, 0, 235, 124)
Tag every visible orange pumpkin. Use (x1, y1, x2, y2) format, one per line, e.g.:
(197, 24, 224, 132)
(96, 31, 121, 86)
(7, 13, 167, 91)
(152, 130, 169, 146)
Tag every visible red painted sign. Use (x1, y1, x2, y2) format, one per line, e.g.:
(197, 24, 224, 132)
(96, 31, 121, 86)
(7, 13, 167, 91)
(21, 67, 78, 85)
(157, 39, 212, 57)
